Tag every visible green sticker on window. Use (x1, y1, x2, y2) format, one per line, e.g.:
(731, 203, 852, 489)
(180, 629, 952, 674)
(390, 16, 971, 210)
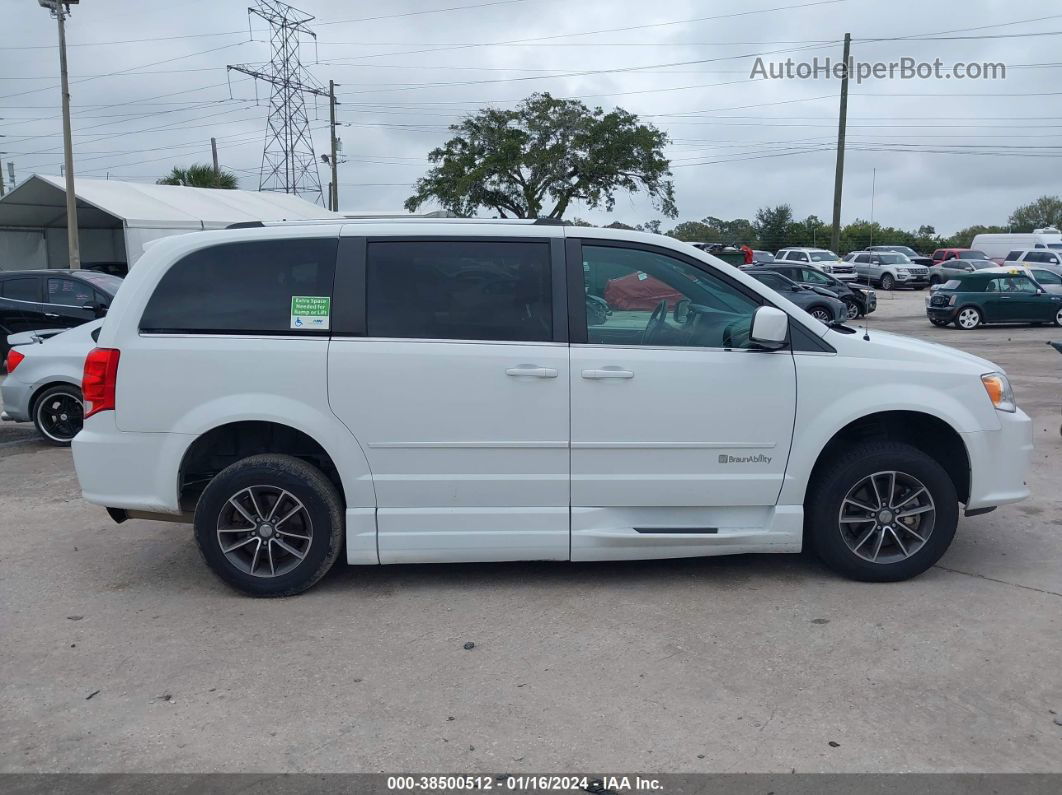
(290, 295, 330, 330)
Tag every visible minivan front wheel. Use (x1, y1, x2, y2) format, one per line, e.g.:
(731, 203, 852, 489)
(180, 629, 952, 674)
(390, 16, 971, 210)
(805, 441, 958, 582)
(194, 454, 343, 597)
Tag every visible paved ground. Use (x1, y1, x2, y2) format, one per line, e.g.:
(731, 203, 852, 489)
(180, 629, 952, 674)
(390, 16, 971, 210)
(1, 289, 1060, 773)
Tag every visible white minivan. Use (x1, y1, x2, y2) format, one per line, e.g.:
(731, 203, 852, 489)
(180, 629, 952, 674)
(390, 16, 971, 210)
(71, 220, 1033, 596)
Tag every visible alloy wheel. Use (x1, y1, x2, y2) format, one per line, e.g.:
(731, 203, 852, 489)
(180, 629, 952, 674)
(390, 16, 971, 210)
(957, 308, 981, 329)
(837, 470, 936, 564)
(216, 486, 314, 578)
(881, 274, 895, 290)
(35, 391, 83, 443)
(844, 300, 859, 320)
(811, 307, 832, 323)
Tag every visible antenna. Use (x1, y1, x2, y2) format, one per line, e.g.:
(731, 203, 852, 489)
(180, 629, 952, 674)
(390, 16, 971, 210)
(228, 1, 327, 206)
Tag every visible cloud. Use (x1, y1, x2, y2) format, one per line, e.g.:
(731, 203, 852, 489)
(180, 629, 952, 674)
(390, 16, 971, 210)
(2, 0, 1058, 237)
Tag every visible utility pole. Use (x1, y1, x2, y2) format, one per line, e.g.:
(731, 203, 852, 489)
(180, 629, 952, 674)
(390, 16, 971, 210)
(211, 137, 220, 176)
(0, 157, 5, 198)
(39, 0, 81, 268)
(830, 32, 851, 255)
(328, 80, 339, 212)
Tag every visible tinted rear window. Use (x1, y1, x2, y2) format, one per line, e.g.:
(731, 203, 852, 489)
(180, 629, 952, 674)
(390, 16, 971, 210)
(75, 271, 123, 295)
(140, 238, 337, 334)
(366, 240, 552, 342)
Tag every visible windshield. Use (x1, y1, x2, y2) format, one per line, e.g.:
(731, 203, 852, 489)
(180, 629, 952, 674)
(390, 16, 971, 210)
(877, 253, 909, 264)
(808, 251, 839, 262)
(958, 251, 988, 260)
(1048, 243, 1062, 250)
(942, 280, 963, 290)
(76, 271, 124, 294)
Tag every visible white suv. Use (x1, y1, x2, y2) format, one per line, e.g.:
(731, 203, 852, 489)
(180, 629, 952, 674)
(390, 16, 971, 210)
(72, 221, 1033, 596)
(774, 248, 857, 281)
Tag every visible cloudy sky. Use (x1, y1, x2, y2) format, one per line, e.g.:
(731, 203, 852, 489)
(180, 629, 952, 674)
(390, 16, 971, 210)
(2, 0, 1058, 235)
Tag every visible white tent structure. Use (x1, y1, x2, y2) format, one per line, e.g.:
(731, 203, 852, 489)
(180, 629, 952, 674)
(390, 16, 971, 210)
(0, 175, 339, 272)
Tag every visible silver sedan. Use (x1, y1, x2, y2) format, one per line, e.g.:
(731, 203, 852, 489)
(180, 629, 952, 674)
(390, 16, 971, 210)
(1, 320, 100, 446)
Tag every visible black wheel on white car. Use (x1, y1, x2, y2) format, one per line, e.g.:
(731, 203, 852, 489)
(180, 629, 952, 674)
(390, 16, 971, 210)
(193, 454, 343, 597)
(809, 306, 833, 323)
(805, 441, 958, 582)
(32, 384, 84, 446)
(842, 298, 859, 320)
(880, 273, 895, 291)
(955, 306, 982, 330)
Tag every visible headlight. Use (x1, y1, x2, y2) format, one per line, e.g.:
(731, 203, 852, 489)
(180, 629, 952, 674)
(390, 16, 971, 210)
(897, 268, 910, 274)
(981, 372, 1016, 413)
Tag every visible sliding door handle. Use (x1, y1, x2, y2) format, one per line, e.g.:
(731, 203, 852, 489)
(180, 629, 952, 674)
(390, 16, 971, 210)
(581, 368, 634, 379)
(506, 366, 559, 378)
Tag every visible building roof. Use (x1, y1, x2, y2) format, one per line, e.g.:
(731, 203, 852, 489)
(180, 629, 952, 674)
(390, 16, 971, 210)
(0, 174, 339, 229)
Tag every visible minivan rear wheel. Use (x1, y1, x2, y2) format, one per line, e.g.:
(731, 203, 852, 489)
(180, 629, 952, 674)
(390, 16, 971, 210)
(805, 441, 958, 582)
(193, 454, 343, 597)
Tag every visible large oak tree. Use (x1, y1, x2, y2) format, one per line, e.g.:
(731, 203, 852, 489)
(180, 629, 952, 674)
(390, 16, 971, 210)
(405, 93, 677, 220)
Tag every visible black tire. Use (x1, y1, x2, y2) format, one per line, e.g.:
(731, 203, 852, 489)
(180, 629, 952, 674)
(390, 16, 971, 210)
(1053, 307, 1062, 328)
(929, 318, 949, 327)
(954, 305, 982, 330)
(880, 273, 895, 291)
(809, 305, 833, 323)
(194, 454, 343, 597)
(841, 298, 859, 320)
(805, 441, 958, 582)
(929, 275, 942, 286)
(32, 384, 84, 446)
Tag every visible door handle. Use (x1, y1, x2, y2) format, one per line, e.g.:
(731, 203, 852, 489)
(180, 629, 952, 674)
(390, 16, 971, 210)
(505, 366, 558, 378)
(581, 368, 635, 379)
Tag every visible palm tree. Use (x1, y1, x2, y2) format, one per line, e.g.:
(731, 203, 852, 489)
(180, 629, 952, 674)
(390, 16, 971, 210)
(157, 164, 238, 189)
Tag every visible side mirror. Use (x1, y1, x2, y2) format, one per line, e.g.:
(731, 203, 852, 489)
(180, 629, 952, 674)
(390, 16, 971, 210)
(673, 298, 691, 324)
(750, 305, 789, 350)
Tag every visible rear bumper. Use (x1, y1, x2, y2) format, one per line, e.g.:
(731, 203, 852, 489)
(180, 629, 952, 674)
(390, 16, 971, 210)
(72, 411, 192, 514)
(0, 380, 32, 422)
(962, 408, 1033, 510)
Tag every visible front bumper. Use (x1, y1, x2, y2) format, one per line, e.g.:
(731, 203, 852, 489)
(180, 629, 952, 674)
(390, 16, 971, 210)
(962, 408, 1033, 510)
(926, 306, 958, 322)
(897, 274, 930, 286)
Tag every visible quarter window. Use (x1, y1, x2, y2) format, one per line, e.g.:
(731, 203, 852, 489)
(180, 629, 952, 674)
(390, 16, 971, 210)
(140, 238, 337, 334)
(581, 245, 760, 349)
(366, 240, 552, 342)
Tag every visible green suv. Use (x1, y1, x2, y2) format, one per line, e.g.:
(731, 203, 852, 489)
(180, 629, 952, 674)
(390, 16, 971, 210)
(926, 268, 1062, 330)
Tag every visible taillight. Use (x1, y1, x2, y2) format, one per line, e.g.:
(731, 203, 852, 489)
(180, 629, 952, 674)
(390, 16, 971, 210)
(5, 348, 25, 373)
(82, 348, 120, 418)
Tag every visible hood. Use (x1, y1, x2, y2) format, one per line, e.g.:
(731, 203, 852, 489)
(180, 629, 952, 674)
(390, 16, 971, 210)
(808, 285, 839, 298)
(830, 328, 1001, 374)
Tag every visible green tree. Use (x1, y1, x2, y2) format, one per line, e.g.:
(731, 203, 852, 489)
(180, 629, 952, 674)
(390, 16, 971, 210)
(405, 93, 677, 219)
(157, 164, 238, 189)
(1008, 195, 1062, 232)
(636, 220, 663, 235)
(948, 224, 1008, 248)
(754, 204, 794, 252)
(666, 220, 715, 242)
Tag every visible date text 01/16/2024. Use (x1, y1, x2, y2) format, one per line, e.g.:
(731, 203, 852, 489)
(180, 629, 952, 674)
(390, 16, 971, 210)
(385, 776, 664, 792)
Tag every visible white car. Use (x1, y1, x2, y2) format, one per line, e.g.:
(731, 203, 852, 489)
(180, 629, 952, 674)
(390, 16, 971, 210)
(71, 221, 1033, 596)
(2, 320, 102, 445)
(999, 249, 1062, 292)
(773, 248, 858, 281)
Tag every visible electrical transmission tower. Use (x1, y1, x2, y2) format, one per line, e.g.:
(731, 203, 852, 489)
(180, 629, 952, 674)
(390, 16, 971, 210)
(228, 0, 327, 206)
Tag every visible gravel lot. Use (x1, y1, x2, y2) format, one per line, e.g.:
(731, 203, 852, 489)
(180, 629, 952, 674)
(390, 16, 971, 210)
(1, 288, 1060, 773)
